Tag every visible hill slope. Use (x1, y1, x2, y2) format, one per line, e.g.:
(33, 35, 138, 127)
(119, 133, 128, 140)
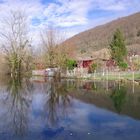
(63, 12, 140, 57)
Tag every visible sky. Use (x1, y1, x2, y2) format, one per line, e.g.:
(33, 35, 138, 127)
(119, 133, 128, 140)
(0, 0, 140, 45)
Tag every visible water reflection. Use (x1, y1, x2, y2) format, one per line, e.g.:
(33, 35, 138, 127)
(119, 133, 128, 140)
(3, 76, 32, 136)
(0, 77, 140, 140)
(110, 84, 126, 113)
(44, 78, 71, 127)
(83, 82, 97, 91)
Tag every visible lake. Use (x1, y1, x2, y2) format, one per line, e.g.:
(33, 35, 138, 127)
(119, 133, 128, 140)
(0, 76, 140, 140)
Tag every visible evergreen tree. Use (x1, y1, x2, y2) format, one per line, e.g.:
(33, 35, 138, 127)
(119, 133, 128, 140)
(109, 29, 127, 65)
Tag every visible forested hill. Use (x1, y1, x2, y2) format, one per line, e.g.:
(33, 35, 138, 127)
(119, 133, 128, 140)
(63, 12, 140, 57)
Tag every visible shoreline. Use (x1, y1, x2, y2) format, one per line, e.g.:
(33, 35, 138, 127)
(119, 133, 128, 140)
(32, 71, 140, 85)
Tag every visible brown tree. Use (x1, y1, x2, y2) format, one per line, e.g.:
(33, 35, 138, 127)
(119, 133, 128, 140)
(41, 27, 67, 70)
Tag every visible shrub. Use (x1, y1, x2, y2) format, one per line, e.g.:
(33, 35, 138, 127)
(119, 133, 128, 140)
(66, 59, 77, 70)
(118, 61, 128, 70)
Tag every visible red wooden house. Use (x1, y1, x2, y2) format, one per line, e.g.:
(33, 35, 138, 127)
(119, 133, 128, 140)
(77, 57, 94, 69)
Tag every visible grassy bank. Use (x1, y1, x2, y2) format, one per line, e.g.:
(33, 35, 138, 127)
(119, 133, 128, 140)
(90, 72, 140, 81)
(64, 71, 140, 81)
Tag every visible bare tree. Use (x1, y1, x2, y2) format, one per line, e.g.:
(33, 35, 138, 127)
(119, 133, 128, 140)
(0, 10, 32, 76)
(41, 27, 57, 68)
(41, 27, 67, 69)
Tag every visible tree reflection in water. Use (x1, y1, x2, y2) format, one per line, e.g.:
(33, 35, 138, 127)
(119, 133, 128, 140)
(44, 78, 72, 128)
(110, 83, 126, 113)
(4, 76, 32, 136)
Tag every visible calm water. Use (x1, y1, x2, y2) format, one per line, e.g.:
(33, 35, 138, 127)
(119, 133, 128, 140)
(0, 76, 140, 140)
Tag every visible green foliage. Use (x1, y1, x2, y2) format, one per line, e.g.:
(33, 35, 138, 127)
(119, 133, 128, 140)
(110, 85, 126, 113)
(109, 29, 127, 65)
(118, 61, 128, 70)
(66, 59, 77, 70)
(91, 82, 97, 90)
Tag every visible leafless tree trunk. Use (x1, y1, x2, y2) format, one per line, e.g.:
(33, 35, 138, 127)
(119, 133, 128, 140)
(41, 27, 67, 70)
(0, 10, 32, 76)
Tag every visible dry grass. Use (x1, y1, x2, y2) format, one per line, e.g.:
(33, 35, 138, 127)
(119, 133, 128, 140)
(63, 12, 140, 57)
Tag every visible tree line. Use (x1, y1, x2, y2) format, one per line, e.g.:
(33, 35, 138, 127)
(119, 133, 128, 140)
(0, 10, 130, 77)
(0, 10, 70, 77)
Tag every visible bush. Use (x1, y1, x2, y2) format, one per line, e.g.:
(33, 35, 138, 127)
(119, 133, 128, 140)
(118, 61, 128, 70)
(66, 59, 77, 70)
